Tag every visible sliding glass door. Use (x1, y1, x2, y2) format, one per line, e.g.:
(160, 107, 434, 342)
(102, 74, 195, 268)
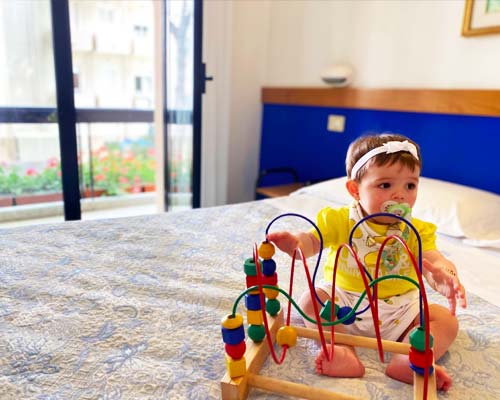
(164, 0, 204, 210)
(0, 0, 204, 225)
(0, 0, 65, 223)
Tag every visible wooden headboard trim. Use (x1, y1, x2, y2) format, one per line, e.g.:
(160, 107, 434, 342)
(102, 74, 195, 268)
(262, 87, 500, 117)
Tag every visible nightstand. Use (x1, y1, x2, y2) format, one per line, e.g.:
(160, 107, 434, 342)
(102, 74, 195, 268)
(255, 182, 305, 198)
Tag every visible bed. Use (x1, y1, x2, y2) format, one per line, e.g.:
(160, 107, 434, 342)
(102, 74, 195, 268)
(1, 87, 500, 399)
(0, 175, 499, 400)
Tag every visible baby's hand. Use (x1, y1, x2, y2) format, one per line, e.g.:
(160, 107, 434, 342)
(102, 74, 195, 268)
(423, 259, 467, 315)
(266, 231, 301, 258)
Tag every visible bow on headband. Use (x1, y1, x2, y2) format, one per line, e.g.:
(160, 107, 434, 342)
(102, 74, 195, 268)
(381, 140, 419, 159)
(350, 140, 419, 179)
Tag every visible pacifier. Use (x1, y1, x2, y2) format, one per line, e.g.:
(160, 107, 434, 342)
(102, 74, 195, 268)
(381, 200, 412, 220)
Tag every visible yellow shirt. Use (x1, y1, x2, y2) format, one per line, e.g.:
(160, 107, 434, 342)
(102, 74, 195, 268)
(311, 205, 437, 298)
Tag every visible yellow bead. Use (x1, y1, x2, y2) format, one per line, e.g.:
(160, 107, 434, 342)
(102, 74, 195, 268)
(221, 313, 244, 330)
(225, 354, 246, 378)
(263, 286, 279, 299)
(258, 241, 275, 260)
(276, 326, 297, 347)
(247, 309, 263, 325)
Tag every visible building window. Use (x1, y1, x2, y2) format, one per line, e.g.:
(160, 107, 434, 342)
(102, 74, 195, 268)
(135, 76, 151, 94)
(73, 71, 80, 90)
(133, 25, 148, 37)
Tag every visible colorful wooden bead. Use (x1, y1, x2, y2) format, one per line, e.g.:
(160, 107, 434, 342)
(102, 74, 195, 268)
(262, 272, 278, 286)
(221, 324, 245, 345)
(262, 259, 277, 275)
(244, 258, 257, 276)
(247, 309, 263, 325)
(263, 286, 279, 300)
(221, 313, 244, 330)
(276, 326, 297, 347)
(320, 300, 339, 322)
(225, 341, 246, 359)
(248, 324, 266, 342)
(225, 354, 246, 378)
(265, 298, 281, 316)
(409, 363, 434, 376)
(409, 326, 434, 352)
(245, 275, 260, 294)
(409, 347, 434, 368)
(258, 241, 275, 260)
(245, 294, 262, 311)
(337, 306, 356, 325)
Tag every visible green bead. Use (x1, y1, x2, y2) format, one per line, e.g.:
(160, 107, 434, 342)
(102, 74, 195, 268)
(320, 300, 339, 322)
(248, 324, 266, 342)
(409, 326, 434, 351)
(266, 299, 281, 316)
(244, 257, 257, 276)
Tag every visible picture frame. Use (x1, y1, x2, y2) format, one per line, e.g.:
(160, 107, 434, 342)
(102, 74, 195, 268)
(462, 0, 500, 36)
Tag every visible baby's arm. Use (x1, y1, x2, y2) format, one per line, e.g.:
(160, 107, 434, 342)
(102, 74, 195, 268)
(422, 249, 467, 315)
(267, 231, 320, 259)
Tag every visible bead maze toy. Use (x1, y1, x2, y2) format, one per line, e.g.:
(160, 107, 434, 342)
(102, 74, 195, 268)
(220, 213, 437, 400)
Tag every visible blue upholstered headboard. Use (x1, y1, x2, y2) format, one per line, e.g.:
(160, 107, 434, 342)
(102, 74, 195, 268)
(259, 89, 500, 194)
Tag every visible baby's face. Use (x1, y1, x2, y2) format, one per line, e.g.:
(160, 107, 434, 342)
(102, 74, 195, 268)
(356, 161, 420, 223)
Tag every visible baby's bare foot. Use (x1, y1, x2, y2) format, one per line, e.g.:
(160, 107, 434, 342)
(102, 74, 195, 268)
(434, 365, 452, 391)
(315, 345, 365, 377)
(387, 357, 452, 392)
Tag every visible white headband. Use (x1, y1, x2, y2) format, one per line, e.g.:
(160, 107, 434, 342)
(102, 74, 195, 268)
(350, 140, 419, 179)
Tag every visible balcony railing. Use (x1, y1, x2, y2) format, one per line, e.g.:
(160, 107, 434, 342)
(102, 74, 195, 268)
(0, 107, 192, 207)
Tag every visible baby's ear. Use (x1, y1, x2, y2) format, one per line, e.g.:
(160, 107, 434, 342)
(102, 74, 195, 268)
(345, 179, 360, 200)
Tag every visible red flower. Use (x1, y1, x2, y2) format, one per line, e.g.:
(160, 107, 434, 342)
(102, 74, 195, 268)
(47, 157, 59, 168)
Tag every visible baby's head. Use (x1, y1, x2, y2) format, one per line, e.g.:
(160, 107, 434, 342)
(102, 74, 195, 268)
(345, 133, 422, 221)
(346, 133, 422, 182)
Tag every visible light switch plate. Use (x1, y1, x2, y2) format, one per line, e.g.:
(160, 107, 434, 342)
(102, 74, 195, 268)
(327, 115, 345, 132)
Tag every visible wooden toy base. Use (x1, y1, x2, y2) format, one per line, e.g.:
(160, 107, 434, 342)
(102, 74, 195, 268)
(220, 310, 437, 400)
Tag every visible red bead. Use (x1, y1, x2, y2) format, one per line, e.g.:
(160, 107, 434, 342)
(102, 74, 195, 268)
(409, 347, 434, 368)
(262, 272, 278, 286)
(225, 341, 246, 359)
(246, 275, 260, 289)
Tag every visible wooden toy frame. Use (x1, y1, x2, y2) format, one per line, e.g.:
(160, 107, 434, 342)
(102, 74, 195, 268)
(222, 212, 437, 399)
(220, 309, 436, 400)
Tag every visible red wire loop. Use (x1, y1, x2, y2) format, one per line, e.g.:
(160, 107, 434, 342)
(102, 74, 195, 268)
(252, 232, 432, 400)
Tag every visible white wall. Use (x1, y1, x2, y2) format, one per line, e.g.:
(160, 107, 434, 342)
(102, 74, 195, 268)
(205, 0, 500, 205)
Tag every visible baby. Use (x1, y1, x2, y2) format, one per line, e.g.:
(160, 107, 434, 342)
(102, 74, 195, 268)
(267, 133, 466, 390)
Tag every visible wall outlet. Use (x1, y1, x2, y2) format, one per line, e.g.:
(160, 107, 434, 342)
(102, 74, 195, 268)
(327, 114, 346, 132)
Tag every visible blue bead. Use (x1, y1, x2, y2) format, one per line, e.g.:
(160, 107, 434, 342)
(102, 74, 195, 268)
(221, 325, 245, 345)
(245, 294, 262, 310)
(337, 306, 356, 325)
(409, 362, 434, 376)
(262, 259, 276, 275)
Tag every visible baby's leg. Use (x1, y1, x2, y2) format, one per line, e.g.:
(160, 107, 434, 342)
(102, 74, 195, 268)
(298, 289, 365, 378)
(386, 303, 458, 391)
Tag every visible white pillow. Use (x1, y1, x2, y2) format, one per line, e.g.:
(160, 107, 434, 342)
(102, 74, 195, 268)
(291, 176, 500, 247)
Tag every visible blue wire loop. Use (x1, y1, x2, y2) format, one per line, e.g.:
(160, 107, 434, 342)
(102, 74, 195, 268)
(265, 211, 424, 326)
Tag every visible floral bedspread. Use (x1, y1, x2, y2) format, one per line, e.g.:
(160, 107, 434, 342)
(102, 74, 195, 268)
(0, 200, 498, 399)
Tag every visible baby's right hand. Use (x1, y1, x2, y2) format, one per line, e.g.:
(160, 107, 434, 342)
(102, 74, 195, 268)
(266, 231, 301, 258)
